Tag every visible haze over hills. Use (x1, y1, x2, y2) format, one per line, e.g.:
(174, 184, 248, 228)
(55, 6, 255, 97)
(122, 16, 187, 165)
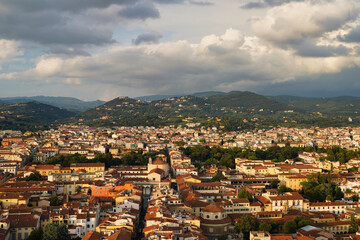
(0, 96, 104, 113)
(0, 101, 76, 131)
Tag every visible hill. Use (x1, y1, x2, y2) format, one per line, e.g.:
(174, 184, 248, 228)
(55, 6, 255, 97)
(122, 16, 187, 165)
(192, 91, 226, 98)
(0, 96, 104, 112)
(0, 102, 76, 131)
(269, 95, 360, 116)
(134, 94, 183, 101)
(76, 91, 302, 129)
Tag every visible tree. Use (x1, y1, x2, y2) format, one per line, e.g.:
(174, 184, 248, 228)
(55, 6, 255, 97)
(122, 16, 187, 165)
(326, 195, 334, 202)
(294, 216, 312, 228)
(284, 216, 312, 233)
(75, 186, 82, 194)
(269, 180, 280, 189)
(49, 196, 61, 206)
(238, 189, 253, 202)
(334, 186, 344, 200)
(25, 172, 42, 181)
(348, 166, 358, 172)
(258, 221, 272, 232)
(235, 215, 257, 237)
(352, 195, 359, 202)
(211, 172, 225, 182)
(43, 223, 71, 240)
(27, 227, 43, 240)
(278, 185, 292, 193)
(205, 158, 218, 165)
(284, 220, 297, 233)
(350, 213, 359, 233)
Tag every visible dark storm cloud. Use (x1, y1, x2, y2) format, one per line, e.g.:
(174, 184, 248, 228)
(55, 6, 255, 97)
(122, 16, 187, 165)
(1, 0, 132, 12)
(154, 0, 186, 3)
(241, 0, 305, 9)
(133, 31, 163, 45)
(0, 10, 116, 45)
(0, 0, 189, 48)
(188, 1, 214, 6)
(294, 39, 350, 57)
(254, 68, 360, 98)
(118, 1, 160, 20)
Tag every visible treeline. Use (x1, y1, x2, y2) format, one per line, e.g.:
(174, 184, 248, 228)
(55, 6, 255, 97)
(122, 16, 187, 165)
(180, 146, 242, 168)
(40, 150, 167, 168)
(181, 145, 360, 168)
(235, 214, 312, 237)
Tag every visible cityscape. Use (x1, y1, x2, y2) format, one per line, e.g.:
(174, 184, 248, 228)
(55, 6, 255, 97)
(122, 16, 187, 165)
(0, 125, 360, 239)
(1, 0, 360, 240)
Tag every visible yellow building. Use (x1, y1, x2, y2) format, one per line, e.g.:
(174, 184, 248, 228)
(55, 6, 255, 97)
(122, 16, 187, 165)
(70, 163, 105, 173)
(285, 175, 308, 191)
(0, 192, 30, 208)
(18, 164, 71, 176)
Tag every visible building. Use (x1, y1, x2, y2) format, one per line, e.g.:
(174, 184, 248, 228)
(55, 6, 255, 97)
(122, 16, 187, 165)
(199, 204, 231, 237)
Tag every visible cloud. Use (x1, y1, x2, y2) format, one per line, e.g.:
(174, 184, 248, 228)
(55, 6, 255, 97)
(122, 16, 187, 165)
(64, 78, 83, 85)
(0, 0, 188, 48)
(118, 1, 160, 20)
(0, 39, 23, 71)
(133, 31, 163, 45)
(3, 28, 359, 99)
(0, 39, 23, 59)
(252, 0, 359, 46)
(295, 39, 350, 57)
(241, 0, 304, 9)
(188, 1, 214, 6)
(338, 24, 360, 43)
(35, 57, 64, 78)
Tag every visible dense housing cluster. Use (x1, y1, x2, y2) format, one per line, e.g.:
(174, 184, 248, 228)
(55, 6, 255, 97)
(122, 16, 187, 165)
(1, 125, 360, 239)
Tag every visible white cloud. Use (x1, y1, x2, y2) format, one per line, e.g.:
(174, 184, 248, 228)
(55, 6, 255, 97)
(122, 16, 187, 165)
(64, 78, 82, 85)
(35, 57, 64, 77)
(0, 39, 23, 59)
(252, 0, 360, 45)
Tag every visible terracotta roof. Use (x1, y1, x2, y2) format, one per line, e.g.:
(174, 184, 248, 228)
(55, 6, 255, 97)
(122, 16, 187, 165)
(202, 204, 225, 213)
(82, 231, 101, 240)
(105, 228, 132, 240)
(152, 159, 167, 165)
(71, 163, 104, 167)
(9, 214, 40, 228)
(148, 168, 164, 175)
(200, 216, 231, 224)
(268, 192, 304, 201)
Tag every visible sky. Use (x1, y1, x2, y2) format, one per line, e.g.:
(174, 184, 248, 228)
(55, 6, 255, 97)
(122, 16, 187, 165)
(1, 0, 360, 101)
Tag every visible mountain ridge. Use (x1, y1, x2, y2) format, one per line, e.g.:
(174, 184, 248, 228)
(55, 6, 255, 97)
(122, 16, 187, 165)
(0, 101, 76, 131)
(0, 96, 104, 112)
